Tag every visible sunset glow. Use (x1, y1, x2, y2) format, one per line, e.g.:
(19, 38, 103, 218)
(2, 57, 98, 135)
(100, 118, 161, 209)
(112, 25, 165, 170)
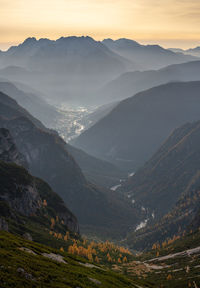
(0, 0, 200, 49)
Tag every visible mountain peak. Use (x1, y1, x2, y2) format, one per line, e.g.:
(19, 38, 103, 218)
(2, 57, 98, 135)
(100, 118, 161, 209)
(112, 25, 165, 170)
(57, 35, 95, 42)
(103, 38, 141, 48)
(22, 37, 37, 45)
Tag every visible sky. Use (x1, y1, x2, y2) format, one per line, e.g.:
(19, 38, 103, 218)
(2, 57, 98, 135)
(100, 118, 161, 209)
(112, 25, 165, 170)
(0, 0, 200, 50)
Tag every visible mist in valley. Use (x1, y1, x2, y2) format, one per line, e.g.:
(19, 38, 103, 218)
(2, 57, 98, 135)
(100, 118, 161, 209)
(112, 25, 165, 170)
(1, 3, 200, 286)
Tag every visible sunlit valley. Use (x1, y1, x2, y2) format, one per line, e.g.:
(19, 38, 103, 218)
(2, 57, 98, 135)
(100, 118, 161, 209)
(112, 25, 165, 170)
(1, 1, 200, 287)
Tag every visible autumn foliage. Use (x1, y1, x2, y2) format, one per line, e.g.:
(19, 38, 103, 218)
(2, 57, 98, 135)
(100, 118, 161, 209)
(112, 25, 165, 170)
(67, 239, 132, 265)
(48, 216, 133, 265)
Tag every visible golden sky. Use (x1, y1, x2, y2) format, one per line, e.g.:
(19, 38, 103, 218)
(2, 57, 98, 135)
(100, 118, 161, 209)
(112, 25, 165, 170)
(0, 0, 200, 50)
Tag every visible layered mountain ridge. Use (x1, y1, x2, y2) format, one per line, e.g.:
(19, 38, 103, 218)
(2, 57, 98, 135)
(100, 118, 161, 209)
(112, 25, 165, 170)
(73, 81, 200, 170)
(0, 90, 140, 239)
(0, 36, 197, 105)
(0, 128, 79, 240)
(95, 60, 200, 104)
(102, 38, 197, 71)
(123, 120, 200, 249)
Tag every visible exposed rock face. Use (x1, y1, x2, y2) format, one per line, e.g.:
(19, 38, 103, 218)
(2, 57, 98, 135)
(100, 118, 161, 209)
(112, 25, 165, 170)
(0, 128, 27, 167)
(0, 129, 41, 217)
(0, 181, 42, 217)
(0, 126, 79, 234)
(0, 161, 79, 234)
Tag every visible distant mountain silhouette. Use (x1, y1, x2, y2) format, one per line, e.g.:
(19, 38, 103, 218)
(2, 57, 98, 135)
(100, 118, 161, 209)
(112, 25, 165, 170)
(0, 81, 59, 126)
(94, 60, 200, 104)
(2, 37, 132, 75)
(102, 38, 197, 70)
(0, 36, 197, 105)
(0, 37, 135, 104)
(186, 46, 200, 57)
(169, 46, 200, 57)
(73, 82, 200, 170)
(0, 65, 30, 75)
(0, 81, 123, 188)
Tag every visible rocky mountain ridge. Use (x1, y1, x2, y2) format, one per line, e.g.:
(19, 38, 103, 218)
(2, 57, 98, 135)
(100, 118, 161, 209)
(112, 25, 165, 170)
(0, 90, 140, 239)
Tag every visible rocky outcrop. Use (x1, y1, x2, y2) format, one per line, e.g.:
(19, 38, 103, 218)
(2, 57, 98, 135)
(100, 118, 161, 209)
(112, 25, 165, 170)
(0, 181, 42, 217)
(0, 161, 79, 234)
(0, 126, 79, 234)
(0, 128, 27, 167)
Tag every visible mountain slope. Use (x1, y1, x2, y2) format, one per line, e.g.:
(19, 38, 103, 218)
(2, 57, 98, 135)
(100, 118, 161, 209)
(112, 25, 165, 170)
(0, 91, 139, 239)
(66, 144, 126, 188)
(0, 85, 123, 188)
(127, 185, 200, 251)
(170, 46, 200, 57)
(0, 231, 141, 288)
(95, 60, 200, 104)
(125, 230, 200, 287)
(122, 120, 200, 249)
(0, 127, 27, 167)
(0, 128, 79, 239)
(73, 81, 200, 170)
(0, 37, 135, 104)
(187, 46, 200, 57)
(82, 101, 118, 130)
(0, 90, 48, 131)
(1, 37, 131, 75)
(102, 38, 197, 71)
(0, 161, 79, 237)
(0, 81, 59, 126)
(122, 120, 200, 214)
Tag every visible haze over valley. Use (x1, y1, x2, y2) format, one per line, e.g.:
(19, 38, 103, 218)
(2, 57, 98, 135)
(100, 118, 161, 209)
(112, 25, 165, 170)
(1, 0, 200, 287)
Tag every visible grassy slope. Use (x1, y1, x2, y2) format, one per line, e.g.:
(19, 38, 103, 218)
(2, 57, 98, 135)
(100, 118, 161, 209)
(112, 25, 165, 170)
(0, 231, 139, 288)
(122, 230, 200, 288)
(1, 230, 200, 288)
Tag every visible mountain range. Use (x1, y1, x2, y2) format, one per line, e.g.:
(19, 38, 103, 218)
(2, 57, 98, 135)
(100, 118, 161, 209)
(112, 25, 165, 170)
(0, 37, 198, 105)
(0, 37, 132, 104)
(0, 80, 125, 188)
(1, 35, 200, 287)
(0, 81, 59, 127)
(123, 120, 200, 250)
(0, 90, 140, 239)
(94, 60, 200, 104)
(169, 46, 200, 57)
(0, 128, 79, 240)
(73, 81, 200, 170)
(102, 38, 197, 70)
